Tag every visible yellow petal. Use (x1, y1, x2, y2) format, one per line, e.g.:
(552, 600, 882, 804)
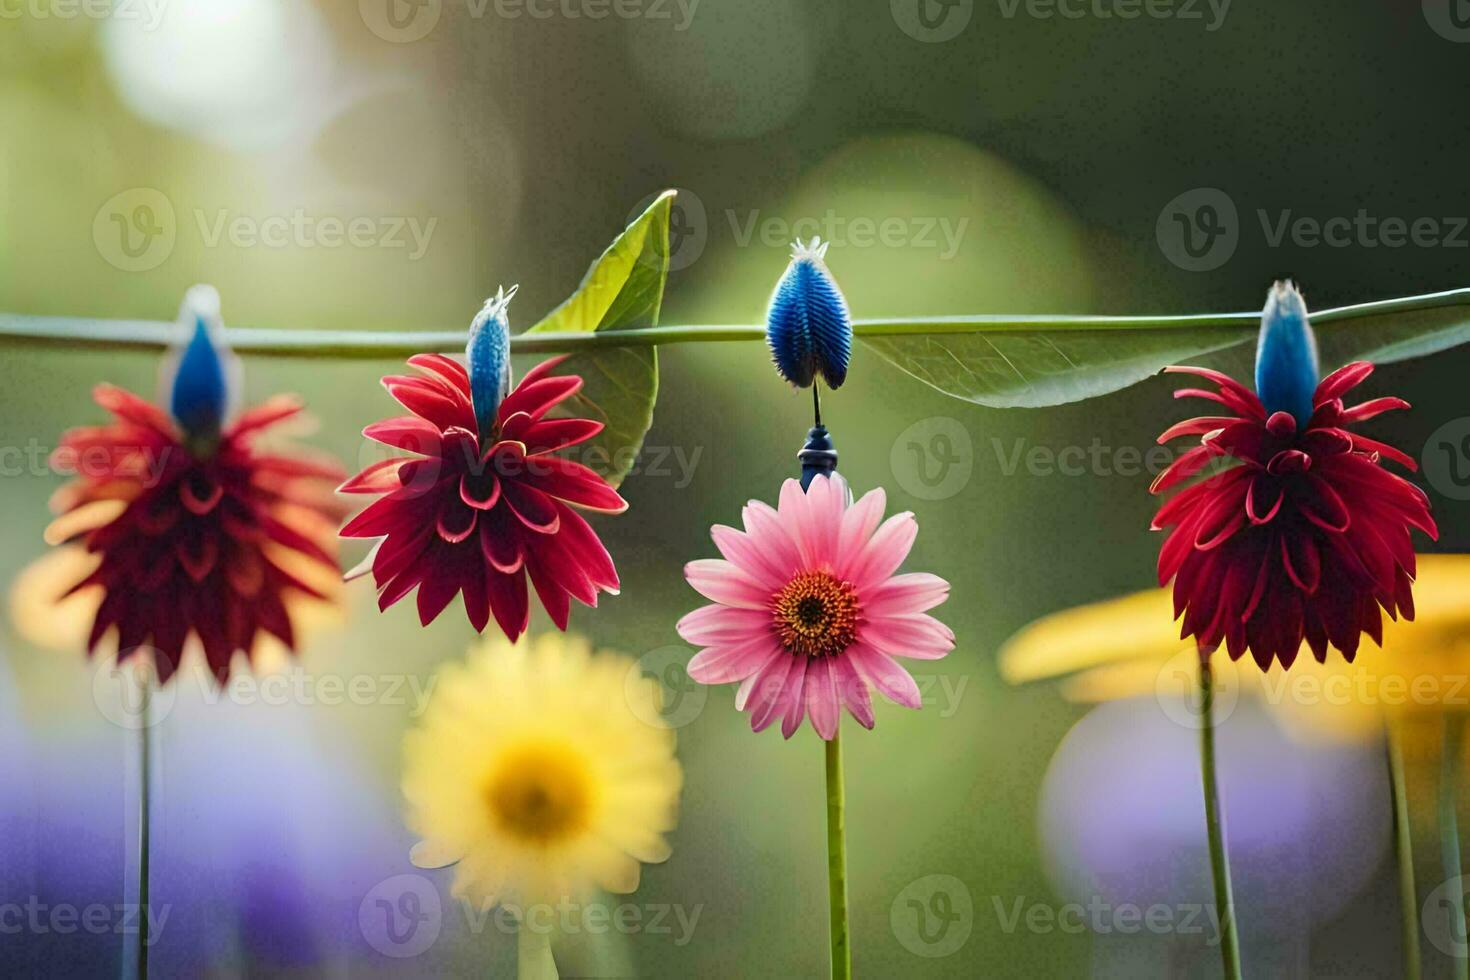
(999, 587, 1181, 684)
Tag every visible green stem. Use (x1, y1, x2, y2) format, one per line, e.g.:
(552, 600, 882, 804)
(2, 285, 1467, 358)
(136, 680, 152, 980)
(1388, 720, 1421, 980)
(1198, 648, 1242, 980)
(1442, 714, 1468, 980)
(825, 728, 851, 980)
(516, 923, 558, 980)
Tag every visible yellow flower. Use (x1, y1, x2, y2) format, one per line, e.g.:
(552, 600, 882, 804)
(404, 632, 682, 909)
(999, 554, 1470, 741)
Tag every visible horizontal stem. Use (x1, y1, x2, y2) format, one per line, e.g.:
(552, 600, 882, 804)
(1, 286, 1466, 358)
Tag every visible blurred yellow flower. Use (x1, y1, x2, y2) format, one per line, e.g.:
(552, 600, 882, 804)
(404, 632, 682, 910)
(999, 554, 1470, 742)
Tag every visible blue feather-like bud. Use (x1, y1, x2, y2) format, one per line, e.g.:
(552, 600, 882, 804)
(766, 238, 852, 389)
(167, 284, 233, 441)
(468, 285, 516, 438)
(1255, 280, 1319, 425)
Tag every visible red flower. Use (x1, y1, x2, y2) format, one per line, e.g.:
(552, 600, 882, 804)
(1152, 360, 1437, 669)
(49, 386, 346, 684)
(340, 353, 624, 639)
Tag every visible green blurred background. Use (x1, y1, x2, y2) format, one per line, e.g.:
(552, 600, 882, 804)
(3, 1, 1470, 976)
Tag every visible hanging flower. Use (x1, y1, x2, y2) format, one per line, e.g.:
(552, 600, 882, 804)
(1153, 281, 1437, 670)
(340, 287, 624, 640)
(676, 472, 952, 739)
(39, 286, 345, 684)
(403, 632, 682, 909)
(766, 237, 853, 390)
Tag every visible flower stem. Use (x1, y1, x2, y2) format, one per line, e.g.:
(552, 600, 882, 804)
(135, 678, 152, 980)
(825, 727, 851, 980)
(1197, 648, 1241, 980)
(1442, 713, 1467, 980)
(517, 922, 558, 980)
(1388, 719, 1422, 980)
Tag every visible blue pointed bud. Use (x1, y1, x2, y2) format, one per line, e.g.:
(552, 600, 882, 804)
(167, 284, 234, 441)
(468, 285, 516, 438)
(766, 237, 853, 389)
(1255, 280, 1319, 425)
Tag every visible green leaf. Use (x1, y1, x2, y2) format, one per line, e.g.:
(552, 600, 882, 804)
(524, 191, 672, 486)
(859, 287, 1470, 409)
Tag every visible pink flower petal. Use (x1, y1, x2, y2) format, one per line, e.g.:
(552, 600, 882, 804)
(844, 511, 918, 593)
(801, 474, 843, 562)
(806, 657, 840, 740)
(832, 654, 874, 729)
(748, 654, 797, 732)
(834, 487, 887, 578)
(687, 637, 783, 684)
(711, 524, 787, 590)
(741, 501, 802, 579)
(685, 559, 773, 610)
(676, 604, 773, 645)
(865, 572, 950, 616)
(778, 658, 809, 739)
(845, 642, 922, 709)
(777, 478, 816, 566)
(864, 613, 955, 660)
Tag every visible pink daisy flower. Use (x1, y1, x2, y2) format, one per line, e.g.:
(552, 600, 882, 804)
(676, 473, 953, 739)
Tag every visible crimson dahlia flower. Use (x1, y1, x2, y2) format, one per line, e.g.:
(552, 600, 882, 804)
(47, 287, 345, 684)
(1153, 282, 1437, 669)
(341, 288, 624, 639)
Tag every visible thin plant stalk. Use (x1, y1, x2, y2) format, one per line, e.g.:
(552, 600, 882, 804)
(825, 727, 851, 980)
(1197, 646, 1242, 980)
(517, 924, 558, 980)
(1388, 719, 1421, 980)
(1442, 713, 1468, 980)
(135, 676, 153, 980)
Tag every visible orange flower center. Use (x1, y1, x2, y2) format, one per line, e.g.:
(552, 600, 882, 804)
(773, 570, 859, 657)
